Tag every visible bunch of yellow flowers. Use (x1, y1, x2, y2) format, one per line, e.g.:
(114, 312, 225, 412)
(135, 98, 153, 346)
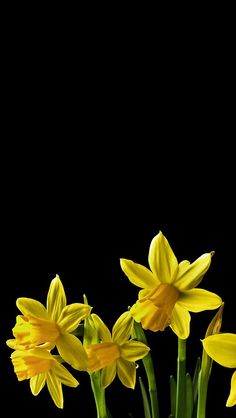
(6, 232, 235, 417)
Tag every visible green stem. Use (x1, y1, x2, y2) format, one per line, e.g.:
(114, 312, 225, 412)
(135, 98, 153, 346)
(133, 322, 160, 418)
(196, 354, 212, 418)
(175, 338, 187, 418)
(90, 372, 107, 418)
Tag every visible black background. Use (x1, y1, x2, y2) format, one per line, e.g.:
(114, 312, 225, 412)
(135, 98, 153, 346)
(1, 183, 235, 418)
(1, 6, 235, 418)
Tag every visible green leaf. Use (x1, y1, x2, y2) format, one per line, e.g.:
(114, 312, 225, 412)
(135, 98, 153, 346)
(186, 373, 193, 418)
(170, 375, 176, 416)
(139, 376, 152, 418)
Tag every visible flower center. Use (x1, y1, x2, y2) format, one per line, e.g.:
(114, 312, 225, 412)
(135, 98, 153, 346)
(12, 353, 53, 381)
(140, 283, 180, 331)
(13, 315, 60, 349)
(86, 342, 121, 372)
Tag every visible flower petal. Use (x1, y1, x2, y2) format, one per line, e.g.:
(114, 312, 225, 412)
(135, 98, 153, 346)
(170, 304, 191, 339)
(148, 232, 178, 284)
(56, 333, 88, 370)
(120, 259, 158, 289)
(47, 275, 67, 321)
(91, 314, 112, 342)
(178, 289, 222, 312)
(101, 362, 117, 388)
(130, 300, 163, 332)
(174, 253, 212, 291)
(30, 373, 46, 395)
(227, 371, 236, 407)
(117, 358, 136, 389)
(53, 362, 79, 387)
(202, 334, 236, 368)
(112, 311, 134, 344)
(120, 340, 150, 361)
(46, 370, 63, 408)
(87, 342, 120, 371)
(58, 303, 91, 333)
(16, 298, 49, 319)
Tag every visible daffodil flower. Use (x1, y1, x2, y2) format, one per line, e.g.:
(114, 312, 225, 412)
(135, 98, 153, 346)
(120, 232, 222, 339)
(7, 275, 91, 370)
(202, 333, 236, 407)
(86, 312, 150, 388)
(11, 348, 79, 408)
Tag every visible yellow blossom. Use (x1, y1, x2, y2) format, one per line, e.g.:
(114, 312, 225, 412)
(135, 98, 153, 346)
(86, 311, 150, 388)
(120, 232, 222, 339)
(202, 333, 236, 407)
(11, 348, 79, 408)
(7, 275, 91, 370)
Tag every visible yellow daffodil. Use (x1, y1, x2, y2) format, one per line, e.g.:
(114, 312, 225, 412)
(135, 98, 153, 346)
(11, 348, 79, 408)
(7, 275, 91, 370)
(86, 312, 150, 389)
(202, 333, 236, 407)
(120, 232, 222, 339)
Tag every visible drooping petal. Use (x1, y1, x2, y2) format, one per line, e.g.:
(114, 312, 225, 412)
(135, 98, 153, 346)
(47, 275, 67, 321)
(112, 312, 134, 345)
(91, 314, 112, 342)
(120, 340, 150, 361)
(170, 303, 191, 339)
(202, 334, 236, 368)
(16, 298, 49, 319)
(57, 303, 91, 333)
(53, 362, 79, 387)
(148, 232, 178, 284)
(227, 371, 236, 407)
(174, 253, 212, 291)
(178, 289, 222, 312)
(117, 358, 136, 389)
(30, 373, 46, 395)
(101, 362, 117, 388)
(120, 259, 158, 288)
(56, 333, 88, 370)
(46, 370, 63, 409)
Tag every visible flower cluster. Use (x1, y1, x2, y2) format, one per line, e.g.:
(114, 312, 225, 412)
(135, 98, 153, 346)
(6, 232, 235, 416)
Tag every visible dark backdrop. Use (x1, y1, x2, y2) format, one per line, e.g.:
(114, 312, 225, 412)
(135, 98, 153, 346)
(1, 179, 234, 417)
(1, 7, 234, 418)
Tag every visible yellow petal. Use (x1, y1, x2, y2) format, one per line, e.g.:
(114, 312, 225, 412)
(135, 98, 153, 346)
(16, 298, 49, 319)
(120, 259, 158, 288)
(30, 373, 46, 395)
(101, 362, 117, 388)
(202, 334, 236, 368)
(53, 362, 79, 387)
(226, 371, 236, 407)
(148, 232, 178, 284)
(117, 358, 136, 389)
(46, 370, 63, 409)
(58, 303, 91, 333)
(130, 300, 164, 332)
(178, 289, 222, 312)
(112, 311, 134, 344)
(91, 314, 112, 342)
(178, 260, 190, 274)
(87, 342, 120, 371)
(138, 288, 151, 299)
(120, 340, 150, 361)
(170, 303, 191, 339)
(174, 253, 212, 291)
(56, 333, 88, 370)
(47, 275, 67, 321)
